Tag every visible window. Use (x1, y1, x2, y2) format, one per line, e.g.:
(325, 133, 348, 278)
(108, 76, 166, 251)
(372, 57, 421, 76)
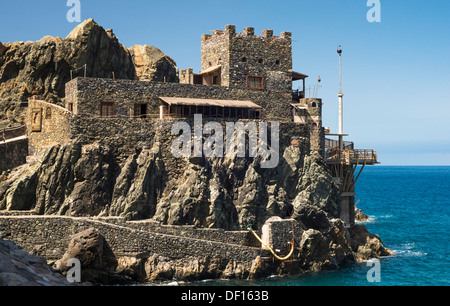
(134, 103, 147, 118)
(67, 103, 73, 112)
(45, 107, 52, 119)
(241, 57, 247, 62)
(247, 76, 264, 89)
(100, 101, 115, 118)
(275, 60, 280, 65)
(193, 75, 203, 85)
(213, 75, 219, 85)
(311, 101, 318, 108)
(258, 58, 263, 64)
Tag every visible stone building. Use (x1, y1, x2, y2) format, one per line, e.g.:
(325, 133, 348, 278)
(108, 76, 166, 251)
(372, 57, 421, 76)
(25, 25, 325, 156)
(65, 25, 318, 125)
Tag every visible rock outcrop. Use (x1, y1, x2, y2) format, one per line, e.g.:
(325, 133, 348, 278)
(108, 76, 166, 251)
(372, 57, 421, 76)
(0, 19, 178, 125)
(0, 132, 341, 229)
(348, 224, 393, 261)
(129, 45, 178, 82)
(355, 205, 370, 222)
(54, 228, 107, 284)
(0, 238, 78, 286)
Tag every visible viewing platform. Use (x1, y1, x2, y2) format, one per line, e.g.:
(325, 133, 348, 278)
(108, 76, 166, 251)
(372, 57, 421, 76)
(325, 148, 378, 166)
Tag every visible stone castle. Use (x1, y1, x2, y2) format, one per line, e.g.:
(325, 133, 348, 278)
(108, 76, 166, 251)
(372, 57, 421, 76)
(23, 24, 377, 227)
(27, 24, 324, 160)
(0, 23, 386, 284)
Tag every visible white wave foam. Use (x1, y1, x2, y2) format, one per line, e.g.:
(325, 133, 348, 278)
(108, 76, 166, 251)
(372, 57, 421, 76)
(378, 214, 394, 219)
(166, 281, 180, 286)
(391, 243, 427, 258)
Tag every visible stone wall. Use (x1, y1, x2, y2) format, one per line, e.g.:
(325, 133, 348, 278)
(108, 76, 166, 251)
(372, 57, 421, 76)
(0, 138, 28, 172)
(99, 218, 260, 247)
(201, 30, 231, 86)
(69, 117, 160, 160)
(68, 115, 310, 163)
(228, 30, 292, 91)
(0, 126, 27, 141)
(200, 26, 293, 92)
(65, 77, 293, 120)
(26, 100, 72, 150)
(0, 215, 265, 262)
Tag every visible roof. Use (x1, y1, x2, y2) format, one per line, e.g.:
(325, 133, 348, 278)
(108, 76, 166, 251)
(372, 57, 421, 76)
(197, 65, 222, 75)
(290, 103, 308, 109)
(160, 97, 262, 109)
(291, 70, 310, 81)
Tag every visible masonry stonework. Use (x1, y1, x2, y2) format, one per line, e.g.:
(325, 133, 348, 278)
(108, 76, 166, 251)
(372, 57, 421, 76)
(26, 99, 73, 150)
(65, 77, 293, 120)
(0, 214, 264, 263)
(0, 138, 28, 173)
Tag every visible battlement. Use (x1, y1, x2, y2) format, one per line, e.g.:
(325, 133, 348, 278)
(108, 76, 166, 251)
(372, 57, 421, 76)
(199, 25, 294, 90)
(201, 25, 292, 42)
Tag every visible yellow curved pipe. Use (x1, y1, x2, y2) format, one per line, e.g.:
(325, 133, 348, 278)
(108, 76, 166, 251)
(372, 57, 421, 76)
(249, 229, 295, 261)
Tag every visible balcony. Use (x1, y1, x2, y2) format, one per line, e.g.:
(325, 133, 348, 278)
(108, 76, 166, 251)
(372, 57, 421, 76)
(292, 89, 305, 102)
(325, 148, 378, 165)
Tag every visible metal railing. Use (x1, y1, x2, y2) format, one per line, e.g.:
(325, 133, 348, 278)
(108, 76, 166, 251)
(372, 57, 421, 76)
(0, 125, 27, 142)
(325, 138, 354, 150)
(325, 149, 378, 165)
(292, 89, 305, 102)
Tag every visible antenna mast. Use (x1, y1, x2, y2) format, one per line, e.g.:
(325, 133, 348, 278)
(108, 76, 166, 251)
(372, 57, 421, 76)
(337, 46, 344, 150)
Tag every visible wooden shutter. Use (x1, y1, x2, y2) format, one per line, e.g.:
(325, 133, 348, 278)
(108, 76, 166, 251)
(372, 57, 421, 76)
(101, 102, 115, 118)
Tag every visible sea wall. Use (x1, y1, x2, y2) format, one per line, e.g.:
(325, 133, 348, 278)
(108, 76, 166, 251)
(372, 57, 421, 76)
(0, 214, 264, 263)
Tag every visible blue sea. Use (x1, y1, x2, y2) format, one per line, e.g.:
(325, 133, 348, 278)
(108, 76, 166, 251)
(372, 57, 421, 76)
(186, 166, 450, 286)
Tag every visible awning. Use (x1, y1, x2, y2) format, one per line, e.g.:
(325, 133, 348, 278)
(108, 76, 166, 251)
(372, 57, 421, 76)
(197, 65, 222, 75)
(291, 70, 309, 81)
(160, 97, 262, 109)
(290, 103, 308, 109)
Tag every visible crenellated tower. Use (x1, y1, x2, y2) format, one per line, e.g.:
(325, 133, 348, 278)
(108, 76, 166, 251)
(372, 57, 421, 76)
(183, 25, 295, 93)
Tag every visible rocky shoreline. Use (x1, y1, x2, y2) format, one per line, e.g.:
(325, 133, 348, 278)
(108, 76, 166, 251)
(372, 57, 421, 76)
(0, 136, 393, 285)
(0, 211, 392, 286)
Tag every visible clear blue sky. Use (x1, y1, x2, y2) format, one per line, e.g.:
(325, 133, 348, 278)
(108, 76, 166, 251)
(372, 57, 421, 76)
(1, 0, 449, 165)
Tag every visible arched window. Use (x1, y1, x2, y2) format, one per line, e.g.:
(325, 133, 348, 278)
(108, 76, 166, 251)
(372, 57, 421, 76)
(45, 107, 52, 119)
(311, 101, 318, 108)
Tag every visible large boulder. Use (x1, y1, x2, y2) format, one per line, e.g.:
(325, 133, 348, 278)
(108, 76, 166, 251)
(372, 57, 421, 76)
(348, 225, 393, 262)
(0, 238, 77, 286)
(54, 228, 106, 283)
(129, 45, 178, 82)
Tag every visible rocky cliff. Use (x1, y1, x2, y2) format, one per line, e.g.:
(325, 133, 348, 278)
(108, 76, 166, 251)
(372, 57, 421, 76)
(0, 135, 392, 284)
(0, 137, 340, 231)
(0, 19, 178, 126)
